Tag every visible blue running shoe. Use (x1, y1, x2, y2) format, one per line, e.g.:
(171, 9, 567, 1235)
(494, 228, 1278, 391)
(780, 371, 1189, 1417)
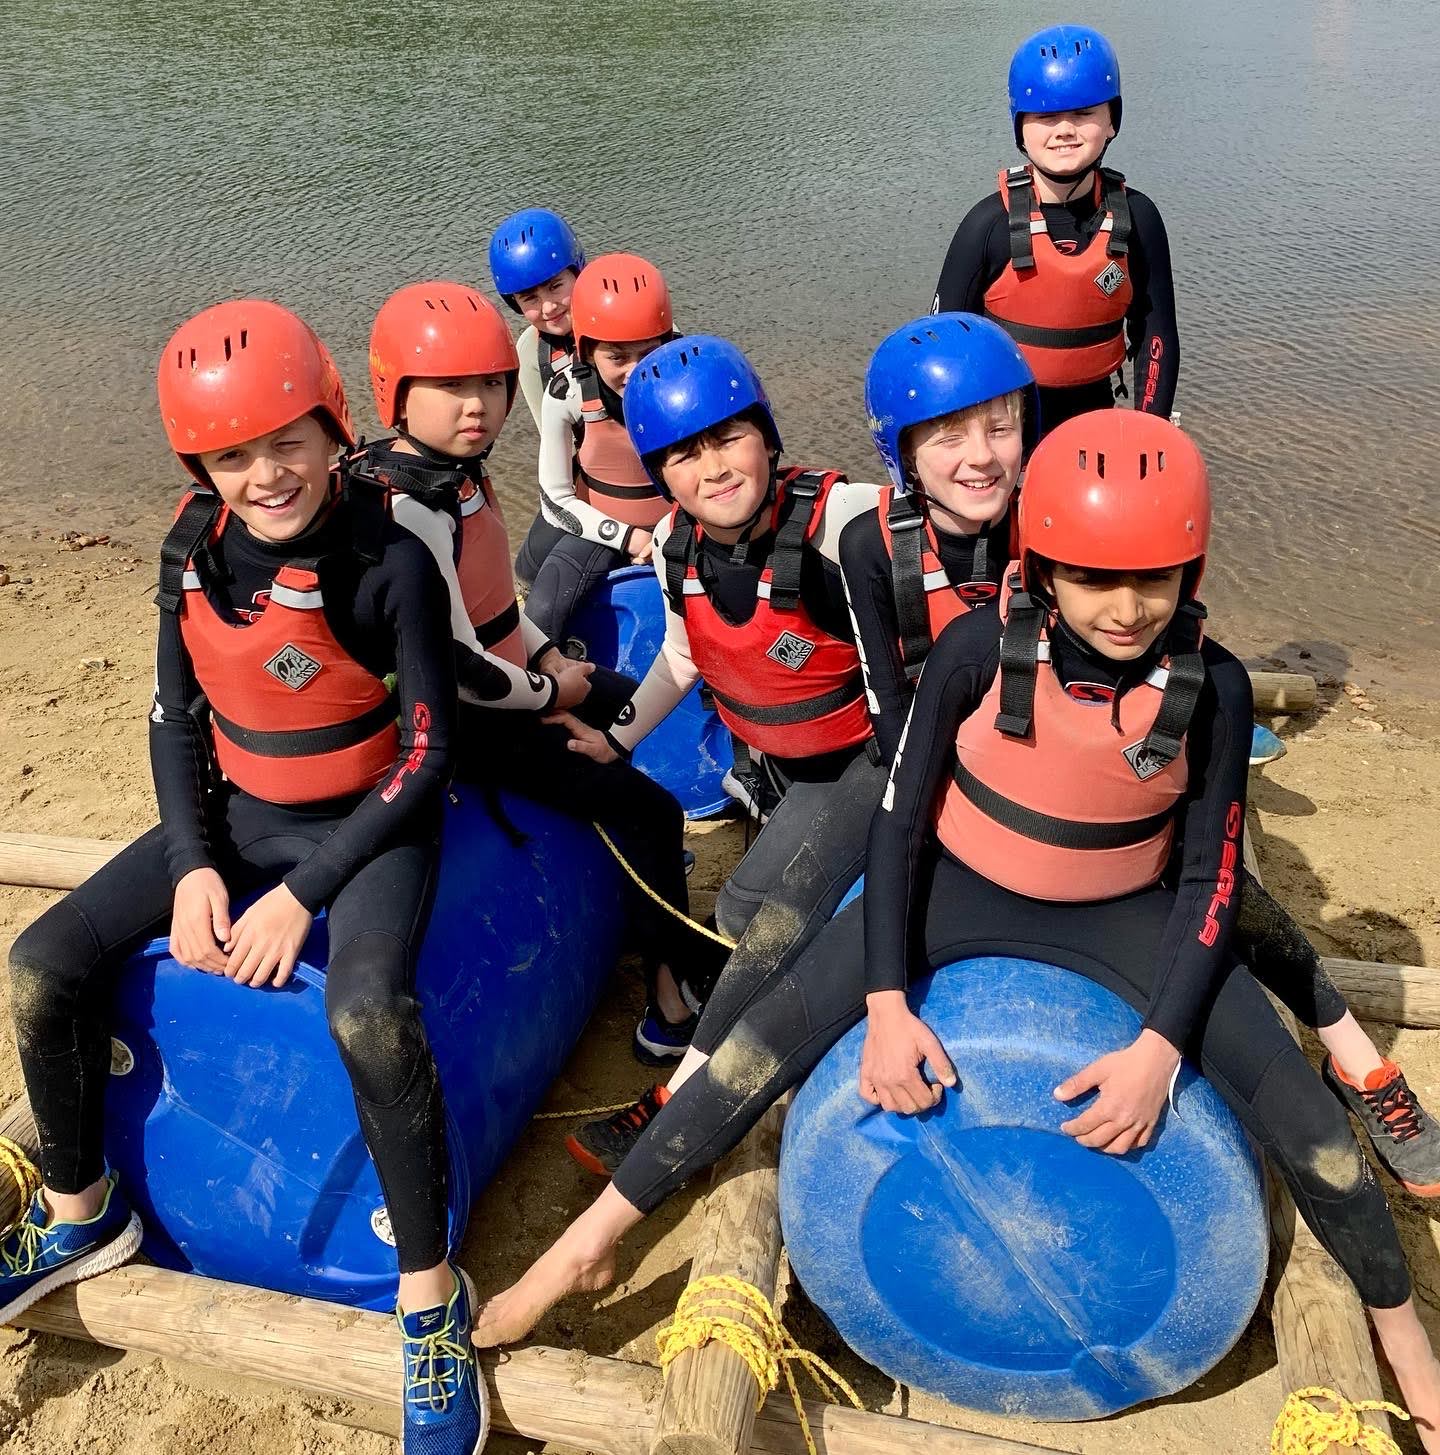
(398, 1267, 488, 1455)
(1250, 722, 1287, 767)
(633, 1005, 698, 1065)
(0, 1174, 143, 1324)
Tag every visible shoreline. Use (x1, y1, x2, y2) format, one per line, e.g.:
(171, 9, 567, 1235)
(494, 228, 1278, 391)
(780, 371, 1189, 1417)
(2, 523, 1438, 1454)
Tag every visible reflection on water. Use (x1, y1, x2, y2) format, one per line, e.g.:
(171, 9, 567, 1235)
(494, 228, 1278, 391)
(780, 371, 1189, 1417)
(5, 0, 1437, 686)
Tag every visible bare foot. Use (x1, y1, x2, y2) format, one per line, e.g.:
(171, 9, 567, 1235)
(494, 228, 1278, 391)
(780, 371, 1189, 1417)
(471, 1237, 617, 1347)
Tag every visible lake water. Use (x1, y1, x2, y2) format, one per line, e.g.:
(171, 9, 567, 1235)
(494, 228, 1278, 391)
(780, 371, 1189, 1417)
(5, 0, 1437, 690)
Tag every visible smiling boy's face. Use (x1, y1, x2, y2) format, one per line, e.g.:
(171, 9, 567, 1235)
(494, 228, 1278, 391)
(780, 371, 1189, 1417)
(197, 411, 333, 541)
(1019, 104, 1115, 178)
(658, 416, 773, 536)
(513, 268, 577, 337)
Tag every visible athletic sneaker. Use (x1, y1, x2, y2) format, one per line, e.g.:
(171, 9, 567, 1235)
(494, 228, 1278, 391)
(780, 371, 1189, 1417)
(0, 1174, 143, 1324)
(633, 1006, 698, 1065)
(1323, 1056, 1440, 1197)
(566, 1085, 672, 1177)
(1249, 723, 1287, 766)
(721, 767, 781, 826)
(398, 1267, 488, 1455)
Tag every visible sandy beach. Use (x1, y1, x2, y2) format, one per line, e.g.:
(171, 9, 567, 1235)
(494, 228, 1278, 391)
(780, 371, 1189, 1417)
(1, 521, 1438, 1454)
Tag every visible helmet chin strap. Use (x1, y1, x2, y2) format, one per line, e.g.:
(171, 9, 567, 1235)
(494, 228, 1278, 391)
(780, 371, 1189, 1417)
(396, 428, 493, 475)
(725, 458, 780, 564)
(905, 480, 1005, 538)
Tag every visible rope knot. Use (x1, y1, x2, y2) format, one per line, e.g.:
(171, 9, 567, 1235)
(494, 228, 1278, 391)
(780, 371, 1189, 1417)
(1270, 1386, 1409, 1455)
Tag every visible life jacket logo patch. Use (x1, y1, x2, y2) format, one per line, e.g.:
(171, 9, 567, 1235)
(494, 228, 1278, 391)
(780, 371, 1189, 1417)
(1094, 261, 1127, 297)
(1123, 739, 1168, 782)
(767, 631, 816, 671)
(956, 581, 999, 605)
(264, 643, 323, 691)
(1066, 681, 1116, 706)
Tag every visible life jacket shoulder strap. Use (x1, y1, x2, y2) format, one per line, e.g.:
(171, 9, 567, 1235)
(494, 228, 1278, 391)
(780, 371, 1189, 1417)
(341, 469, 391, 566)
(1135, 601, 1207, 767)
(767, 469, 831, 611)
(1099, 167, 1131, 258)
(662, 509, 698, 614)
(575, 363, 607, 423)
(886, 492, 932, 682)
(155, 492, 223, 614)
(992, 578, 1046, 737)
(1001, 165, 1037, 271)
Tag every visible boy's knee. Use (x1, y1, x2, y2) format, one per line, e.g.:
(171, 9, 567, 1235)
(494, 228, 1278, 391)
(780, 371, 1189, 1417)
(8, 901, 97, 1018)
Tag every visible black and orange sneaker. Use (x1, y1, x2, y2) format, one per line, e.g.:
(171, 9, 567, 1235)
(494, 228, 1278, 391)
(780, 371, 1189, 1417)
(565, 1085, 671, 1178)
(1323, 1056, 1440, 1197)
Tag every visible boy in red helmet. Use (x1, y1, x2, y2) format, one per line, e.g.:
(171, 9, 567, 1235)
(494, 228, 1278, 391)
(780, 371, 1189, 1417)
(513, 252, 677, 642)
(3, 302, 489, 1454)
(934, 24, 1179, 437)
(352, 281, 722, 1064)
(471, 415, 1440, 1455)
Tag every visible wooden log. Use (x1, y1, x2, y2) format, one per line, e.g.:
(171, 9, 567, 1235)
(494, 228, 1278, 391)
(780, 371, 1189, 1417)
(1322, 958, 1440, 1029)
(1246, 832, 1390, 1451)
(0, 831, 121, 890)
(1248, 671, 1317, 715)
(652, 1097, 789, 1455)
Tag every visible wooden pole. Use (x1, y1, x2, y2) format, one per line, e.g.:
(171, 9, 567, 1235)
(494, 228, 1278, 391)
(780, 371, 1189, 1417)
(1248, 671, 1317, 715)
(1244, 833, 1390, 1451)
(652, 1098, 788, 1455)
(0, 831, 121, 890)
(1321, 958, 1440, 1029)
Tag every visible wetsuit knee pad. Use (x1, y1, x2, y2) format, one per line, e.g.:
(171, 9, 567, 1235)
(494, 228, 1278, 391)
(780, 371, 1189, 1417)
(324, 937, 430, 1105)
(8, 901, 105, 1032)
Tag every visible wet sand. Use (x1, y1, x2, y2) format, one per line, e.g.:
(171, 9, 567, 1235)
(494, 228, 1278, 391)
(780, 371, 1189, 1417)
(2, 523, 1439, 1453)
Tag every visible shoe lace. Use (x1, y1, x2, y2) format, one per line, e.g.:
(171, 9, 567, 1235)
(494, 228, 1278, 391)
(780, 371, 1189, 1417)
(402, 1314, 468, 1413)
(1364, 1076, 1424, 1143)
(610, 1088, 664, 1135)
(1, 1219, 46, 1278)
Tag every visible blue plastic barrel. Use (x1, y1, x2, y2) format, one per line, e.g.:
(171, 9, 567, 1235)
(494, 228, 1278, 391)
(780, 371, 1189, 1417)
(566, 563, 733, 818)
(780, 957, 1267, 1420)
(102, 792, 625, 1310)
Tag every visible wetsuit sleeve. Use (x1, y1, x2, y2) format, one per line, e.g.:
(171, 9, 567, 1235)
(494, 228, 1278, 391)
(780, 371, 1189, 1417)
(1141, 643, 1253, 1048)
(537, 377, 646, 553)
(839, 510, 912, 767)
(609, 512, 700, 754)
(864, 610, 1003, 994)
(389, 493, 556, 713)
(932, 194, 1009, 314)
(1123, 189, 1180, 418)
(516, 325, 543, 430)
(281, 539, 457, 912)
(148, 609, 219, 886)
(519, 610, 557, 667)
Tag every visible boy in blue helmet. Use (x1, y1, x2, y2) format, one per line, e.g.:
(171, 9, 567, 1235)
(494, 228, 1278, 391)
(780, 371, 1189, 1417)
(844, 313, 1440, 1197)
(488, 207, 585, 429)
(933, 24, 1179, 437)
(544, 335, 885, 1175)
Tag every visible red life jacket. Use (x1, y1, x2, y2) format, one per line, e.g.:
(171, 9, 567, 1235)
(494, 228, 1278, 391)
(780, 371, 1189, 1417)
(935, 581, 1206, 902)
(157, 493, 399, 806)
(875, 488, 1005, 682)
(662, 468, 872, 759)
(982, 165, 1133, 389)
(574, 365, 668, 530)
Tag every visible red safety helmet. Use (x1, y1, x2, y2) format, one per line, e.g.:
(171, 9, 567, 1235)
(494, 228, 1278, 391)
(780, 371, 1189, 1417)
(157, 300, 353, 483)
(1019, 410, 1210, 594)
(368, 281, 521, 429)
(570, 253, 673, 361)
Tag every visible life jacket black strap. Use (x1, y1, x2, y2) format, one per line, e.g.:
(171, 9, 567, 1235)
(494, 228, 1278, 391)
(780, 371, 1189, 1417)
(768, 471, 826, 611)
(662, 512, 697, 614)
(1134, 601, 1207, 766)
(1099, 167, 1131, 258)
(993, 582, 1046, 737)
(710, 673, 864, 728)
(343, 469, 391, 566)
(211, 692, 399, 759)
(1004, 165, 1037, 271)
(886, 494, 932, 683)
(579, 475, 661, 501)
(476, 599, 522, 651)
(952, 757, 1174, 850)
(155, 492, 223, 614)
(982, 314, 1125, 351)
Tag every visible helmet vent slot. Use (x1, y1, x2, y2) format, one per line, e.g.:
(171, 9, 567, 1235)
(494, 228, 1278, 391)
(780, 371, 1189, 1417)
(223, 335, 232, 361)
(1139, 453, 1148, 480)
(1095, 451, 1106, 479)
(1157, 451, 1166, 471)
(1077, 449, 1086, 470)
(239, 330, 248, 350)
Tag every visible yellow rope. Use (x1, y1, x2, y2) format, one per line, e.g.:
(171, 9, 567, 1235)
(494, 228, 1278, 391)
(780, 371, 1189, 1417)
(0, 1136, 42, 1235)
(1270, 1387, 1409, 1454)
(591, 823, 736, 950)
(656, 1275, 863, 1455)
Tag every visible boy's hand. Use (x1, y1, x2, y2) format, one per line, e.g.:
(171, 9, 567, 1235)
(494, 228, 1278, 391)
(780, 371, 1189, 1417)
(1054, 1028, 1181, 1156)
(551, 660, 594, 710)
(223, 883, 314, 990)
(170, 867, 231, 974)
(535, 647, 570, 676)
(542, 710, 620, 764)
(860, 990, 958, 1114)
(628, 530, 655, 564)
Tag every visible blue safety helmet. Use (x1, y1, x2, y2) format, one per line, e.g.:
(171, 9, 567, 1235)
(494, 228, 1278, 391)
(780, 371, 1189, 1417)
(624, 335, 782, 497)
(865, 313, 1039, 492)
(1007, 25, 1122, 147)
(488, 208, 586, 308)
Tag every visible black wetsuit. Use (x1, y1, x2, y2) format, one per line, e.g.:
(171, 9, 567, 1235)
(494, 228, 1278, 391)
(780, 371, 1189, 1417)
(610, 609, 1409, 1310)
(9, 504, 459, 1271)
(933, 177, 1179, 433)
